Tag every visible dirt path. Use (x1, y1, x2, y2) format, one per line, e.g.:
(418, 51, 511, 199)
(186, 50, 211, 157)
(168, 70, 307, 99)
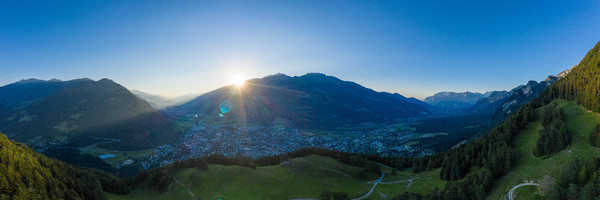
(77, 137, 120, 151)
(378, 177, 418, 191)
(173, 177, 196, 198)
(373, 169, 439, 191)
(317, 166, 353, 178)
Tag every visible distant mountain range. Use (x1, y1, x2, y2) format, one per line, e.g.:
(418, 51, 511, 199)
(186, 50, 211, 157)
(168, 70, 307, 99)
(0, 78, 181, 150)
(424, 91, 489, 111)
(466, 76, 559, 123)
(423, 75, 561, 120)
(130, 90, 197, 109)
(179, 73, 430, 129)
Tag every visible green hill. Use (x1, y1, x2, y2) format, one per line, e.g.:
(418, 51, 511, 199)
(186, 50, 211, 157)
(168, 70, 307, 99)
(106, 155, 444, 200)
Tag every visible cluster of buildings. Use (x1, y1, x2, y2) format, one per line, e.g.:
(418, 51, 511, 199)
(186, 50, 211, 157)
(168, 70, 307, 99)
(168, 121, 435, 162)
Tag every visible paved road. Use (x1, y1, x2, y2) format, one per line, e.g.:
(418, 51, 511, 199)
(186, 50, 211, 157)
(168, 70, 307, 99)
(351, 171, 385, 200)
(289, 164, 431, 200)
(507, 183, 538, 200)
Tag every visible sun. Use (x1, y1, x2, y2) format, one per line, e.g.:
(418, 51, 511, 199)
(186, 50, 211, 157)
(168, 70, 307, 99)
(230, 75, 246, 87)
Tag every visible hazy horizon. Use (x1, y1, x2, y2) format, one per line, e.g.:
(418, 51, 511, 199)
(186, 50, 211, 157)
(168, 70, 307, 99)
(2, 1, 599, 99)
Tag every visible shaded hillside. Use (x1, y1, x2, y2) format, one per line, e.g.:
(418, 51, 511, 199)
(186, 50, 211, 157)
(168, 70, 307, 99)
(489, 76, 558, 121)
(0, 79, 180, 150)
(0, 132, 127, 199)
(131, 90, 195, 109)
(470, 76, 557, 117)
(0, 78, 90, 119)
(180, 73, 430, 129)
(130, 90, 173, 109)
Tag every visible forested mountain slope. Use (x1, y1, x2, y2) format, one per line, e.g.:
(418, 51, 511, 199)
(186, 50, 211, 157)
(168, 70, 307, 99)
(0, 132, 127, 199)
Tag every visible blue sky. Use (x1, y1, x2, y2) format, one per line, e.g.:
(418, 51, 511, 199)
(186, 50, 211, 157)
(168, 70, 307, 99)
(1, 1, 599, 99)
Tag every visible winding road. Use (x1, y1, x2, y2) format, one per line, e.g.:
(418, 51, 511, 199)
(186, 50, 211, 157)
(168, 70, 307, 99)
(351, 171, 385, 200)
(507, 183, 538, 200)
(289, 164, 435, 200)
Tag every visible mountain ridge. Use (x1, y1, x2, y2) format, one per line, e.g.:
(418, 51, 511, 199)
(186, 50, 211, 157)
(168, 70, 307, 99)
(0, 78, 181, 151)
(179, 72, 430, 129)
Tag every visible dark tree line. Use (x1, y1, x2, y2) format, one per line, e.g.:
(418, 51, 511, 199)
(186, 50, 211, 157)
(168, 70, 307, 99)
(319, 190, 350, 200)
(588, 123, 600, 147)
(543, 157, 600, 200)
(534, 102, 571, 156)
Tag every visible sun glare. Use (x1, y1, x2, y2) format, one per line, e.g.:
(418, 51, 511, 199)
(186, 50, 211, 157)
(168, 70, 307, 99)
(231, 75, 246, 87)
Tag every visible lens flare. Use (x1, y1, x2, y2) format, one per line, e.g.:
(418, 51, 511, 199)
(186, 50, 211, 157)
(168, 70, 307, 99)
(219, 100, 233, 117)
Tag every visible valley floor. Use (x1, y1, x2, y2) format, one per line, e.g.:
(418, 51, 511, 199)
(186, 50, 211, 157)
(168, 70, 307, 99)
(106, 100, 599, 200)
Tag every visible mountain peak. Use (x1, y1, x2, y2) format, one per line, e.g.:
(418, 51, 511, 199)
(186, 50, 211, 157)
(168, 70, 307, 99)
(16, 78, 45, 84)
(556, 65, 575, 79)
(298, 73, 342, 82)
(98, 78, 115, 83)
(544, 75, 558, 82)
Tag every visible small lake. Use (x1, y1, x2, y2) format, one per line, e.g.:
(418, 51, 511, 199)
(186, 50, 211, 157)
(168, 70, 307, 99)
(98, 154, 116, 159)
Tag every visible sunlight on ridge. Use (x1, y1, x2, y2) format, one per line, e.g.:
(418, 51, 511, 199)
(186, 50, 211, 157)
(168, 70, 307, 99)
(230, 75, 246, 87)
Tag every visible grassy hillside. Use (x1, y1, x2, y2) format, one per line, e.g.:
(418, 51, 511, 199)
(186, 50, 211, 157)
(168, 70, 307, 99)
(106, 155, 444, 200)
(486, 100, 600, 199)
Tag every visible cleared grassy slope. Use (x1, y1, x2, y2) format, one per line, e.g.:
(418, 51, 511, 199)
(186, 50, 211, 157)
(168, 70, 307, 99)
(107, 155, 444, 200)
(486, 100, 600, 200)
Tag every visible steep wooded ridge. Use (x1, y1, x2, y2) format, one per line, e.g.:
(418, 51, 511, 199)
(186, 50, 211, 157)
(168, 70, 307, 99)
(0, 78, 180, 150)
(540, 41, 600, 112)
(421, 42, 600, 199)
(0, 132, 126, 200)
(180, 73, 430, 129)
